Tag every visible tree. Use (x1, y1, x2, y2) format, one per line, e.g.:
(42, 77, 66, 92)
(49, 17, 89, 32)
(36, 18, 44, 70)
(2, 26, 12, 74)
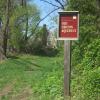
(0, 0, 7, 60)
(5, 0, 40, 53)
(17, 2, 40, 52)
(3, 0, 11, 56)
(0, 18, 5, 61)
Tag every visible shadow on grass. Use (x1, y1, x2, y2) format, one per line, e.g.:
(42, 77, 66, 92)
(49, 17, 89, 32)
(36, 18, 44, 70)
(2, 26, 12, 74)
(7, 57, 42, 71)
(7, 55, 19, 59)
(7, 54, 42, 68)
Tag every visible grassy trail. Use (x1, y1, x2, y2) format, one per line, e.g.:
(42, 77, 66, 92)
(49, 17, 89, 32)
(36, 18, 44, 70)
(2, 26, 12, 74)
(0, 54, 63, 100)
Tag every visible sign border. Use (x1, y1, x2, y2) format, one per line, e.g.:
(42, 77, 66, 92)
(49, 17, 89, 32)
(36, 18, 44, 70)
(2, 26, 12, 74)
(57, 11, 79, 40)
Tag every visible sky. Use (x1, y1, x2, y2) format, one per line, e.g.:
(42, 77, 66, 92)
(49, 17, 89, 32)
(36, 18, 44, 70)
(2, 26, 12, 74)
(29, 0, 61, 30)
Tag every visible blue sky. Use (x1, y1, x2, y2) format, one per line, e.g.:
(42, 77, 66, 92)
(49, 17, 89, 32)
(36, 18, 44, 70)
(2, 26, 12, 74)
(29, 0, 60, 29)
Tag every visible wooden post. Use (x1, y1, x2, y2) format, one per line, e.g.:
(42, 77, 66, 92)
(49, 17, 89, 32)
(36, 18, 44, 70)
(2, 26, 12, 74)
(58, 11, 79, 100)
(64, 40, 71, 100)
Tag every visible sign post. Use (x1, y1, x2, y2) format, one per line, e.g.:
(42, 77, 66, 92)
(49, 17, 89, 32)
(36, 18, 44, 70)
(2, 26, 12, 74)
(58, 11, 79, 99)
(64, 40, 71, 99)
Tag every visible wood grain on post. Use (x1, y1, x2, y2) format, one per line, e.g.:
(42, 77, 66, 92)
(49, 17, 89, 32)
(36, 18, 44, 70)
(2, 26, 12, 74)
(64, 40, 71, 100)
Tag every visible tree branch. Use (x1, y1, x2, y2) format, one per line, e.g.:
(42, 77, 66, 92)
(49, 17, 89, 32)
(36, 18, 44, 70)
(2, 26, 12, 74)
(28, 0, 67, 38)
(28, 7, 61, 38)
(62, 0, 65, 3)
(40, 0, 60, 8)
(55, 0, 64, 9)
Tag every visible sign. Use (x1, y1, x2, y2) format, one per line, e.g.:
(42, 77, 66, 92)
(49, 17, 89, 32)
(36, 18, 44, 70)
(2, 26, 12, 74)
(58, 11, 79, 40)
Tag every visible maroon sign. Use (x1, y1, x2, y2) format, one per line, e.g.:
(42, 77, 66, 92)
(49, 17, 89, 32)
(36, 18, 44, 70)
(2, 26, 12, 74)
(58, 11, 79, 40)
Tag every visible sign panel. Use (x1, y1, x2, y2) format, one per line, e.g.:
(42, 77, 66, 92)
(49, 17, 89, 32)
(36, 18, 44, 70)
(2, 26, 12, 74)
(58, 11, 79, 40)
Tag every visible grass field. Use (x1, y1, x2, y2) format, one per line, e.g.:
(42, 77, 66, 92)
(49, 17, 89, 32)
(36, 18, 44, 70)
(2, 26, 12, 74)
(0, 54, 63, 100)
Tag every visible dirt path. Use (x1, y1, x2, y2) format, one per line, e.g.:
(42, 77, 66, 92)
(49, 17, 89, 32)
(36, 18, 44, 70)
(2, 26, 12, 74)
(11, 87, 33, 100)
(0, 82, 33, 100)
(0, 82, 14, 97)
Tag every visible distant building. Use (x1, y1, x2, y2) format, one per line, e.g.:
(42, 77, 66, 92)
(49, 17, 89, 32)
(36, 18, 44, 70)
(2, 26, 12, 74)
(47, 31, 57, 48)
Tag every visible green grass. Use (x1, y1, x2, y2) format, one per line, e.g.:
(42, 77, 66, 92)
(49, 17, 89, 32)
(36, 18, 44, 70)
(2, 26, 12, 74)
(0, 54, 63, 100)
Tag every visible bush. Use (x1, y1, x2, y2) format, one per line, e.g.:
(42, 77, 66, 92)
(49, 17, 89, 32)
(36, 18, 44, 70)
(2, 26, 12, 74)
(71, 39, 100, 100)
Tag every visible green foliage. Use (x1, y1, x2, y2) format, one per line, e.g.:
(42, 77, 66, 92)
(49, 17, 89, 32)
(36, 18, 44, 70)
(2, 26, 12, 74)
(0, 0, 40, 53)
(34, 71, 63, 97)
(67, 0, 100, 99)
(9, 3, 40, 52)
(72, 39, 100, 100)
(29, 55, 64, 99)
(69, 0, 97, 15)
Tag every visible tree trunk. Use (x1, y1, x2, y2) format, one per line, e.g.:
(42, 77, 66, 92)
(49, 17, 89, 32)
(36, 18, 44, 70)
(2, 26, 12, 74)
(21, 0, 29, 53)
(0, 29, 5, 61)
(3, 0, 10, 56)
(24, 0, 28, 41)
(3, 27, 9, 57)
(21, 0, 24, 6)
